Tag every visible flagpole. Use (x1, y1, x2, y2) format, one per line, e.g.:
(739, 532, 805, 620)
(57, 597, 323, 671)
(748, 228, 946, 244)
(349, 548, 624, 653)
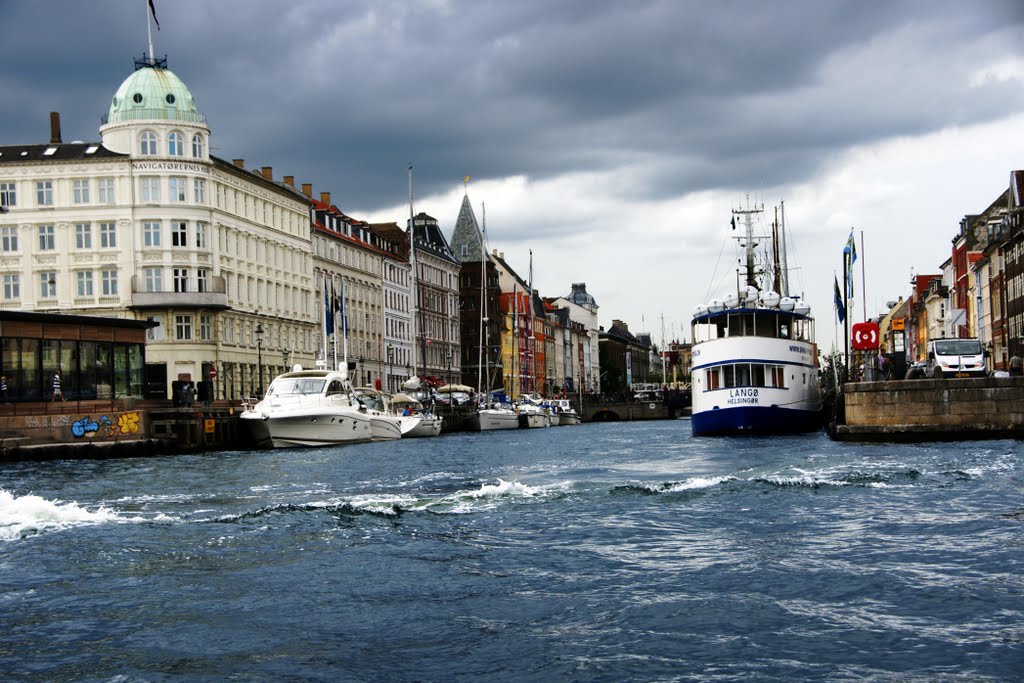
(843, 253, 850, 382)
(146, 0, 155, 63)
(860, 230, 867, 322)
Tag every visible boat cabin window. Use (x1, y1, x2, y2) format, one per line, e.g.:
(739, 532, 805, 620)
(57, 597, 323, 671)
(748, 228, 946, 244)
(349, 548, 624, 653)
(270, 378, 326, 395)
(705, 363, 787, 390)
(326, 380, 345, 395)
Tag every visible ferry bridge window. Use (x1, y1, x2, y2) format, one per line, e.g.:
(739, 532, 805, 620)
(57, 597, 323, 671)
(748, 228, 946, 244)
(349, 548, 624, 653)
(752, 364, 766, 387)
(705, 367, 720, 390)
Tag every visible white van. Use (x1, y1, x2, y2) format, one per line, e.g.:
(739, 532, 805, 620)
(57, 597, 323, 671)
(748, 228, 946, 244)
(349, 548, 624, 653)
(926, 338, 987, 378)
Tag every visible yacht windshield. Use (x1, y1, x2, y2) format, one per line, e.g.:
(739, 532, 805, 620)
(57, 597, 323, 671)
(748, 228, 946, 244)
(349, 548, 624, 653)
(269, 378, 327, 396)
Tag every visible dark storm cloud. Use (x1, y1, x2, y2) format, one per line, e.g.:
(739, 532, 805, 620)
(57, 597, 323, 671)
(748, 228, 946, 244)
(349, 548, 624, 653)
(2, 0, 1021, 212)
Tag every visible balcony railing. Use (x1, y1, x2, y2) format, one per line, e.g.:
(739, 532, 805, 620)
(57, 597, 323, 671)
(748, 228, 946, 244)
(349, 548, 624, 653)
(130, 275, 228, 309)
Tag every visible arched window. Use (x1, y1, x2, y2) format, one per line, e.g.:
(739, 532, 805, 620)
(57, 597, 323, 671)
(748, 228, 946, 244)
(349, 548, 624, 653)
(139, 131, 157, 156)
(191, 133, 205, 159)
(168, 132, 184, 157)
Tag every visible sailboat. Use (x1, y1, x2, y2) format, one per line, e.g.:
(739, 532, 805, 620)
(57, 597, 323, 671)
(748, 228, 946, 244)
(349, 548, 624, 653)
(689, 201, 823, 435)
(467, 200, 519, 431)
(239, 274, 374, 447)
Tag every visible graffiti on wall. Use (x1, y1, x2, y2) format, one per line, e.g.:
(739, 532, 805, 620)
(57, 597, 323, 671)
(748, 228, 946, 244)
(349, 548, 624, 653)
(71, 411, 142, 439)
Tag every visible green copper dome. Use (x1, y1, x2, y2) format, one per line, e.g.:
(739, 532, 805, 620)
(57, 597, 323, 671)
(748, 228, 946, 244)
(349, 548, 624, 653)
(106, 64, 205, 124)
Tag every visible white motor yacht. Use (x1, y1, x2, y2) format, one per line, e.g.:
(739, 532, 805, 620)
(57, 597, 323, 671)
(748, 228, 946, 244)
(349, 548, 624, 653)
(240, 369, 372, 448)
(389, 393, 443, 437)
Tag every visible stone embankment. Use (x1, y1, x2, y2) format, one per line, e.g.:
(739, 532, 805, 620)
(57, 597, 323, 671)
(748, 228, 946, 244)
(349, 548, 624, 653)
(831, 376, 1024, 442)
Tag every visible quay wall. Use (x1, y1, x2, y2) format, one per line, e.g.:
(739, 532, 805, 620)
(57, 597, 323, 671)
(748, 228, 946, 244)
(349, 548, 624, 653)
(0, 400, 251, 461)
(833, 377, 1024, 442)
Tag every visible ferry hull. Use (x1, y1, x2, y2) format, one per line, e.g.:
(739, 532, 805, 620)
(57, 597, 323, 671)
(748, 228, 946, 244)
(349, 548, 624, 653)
(691, 405, 822, 436)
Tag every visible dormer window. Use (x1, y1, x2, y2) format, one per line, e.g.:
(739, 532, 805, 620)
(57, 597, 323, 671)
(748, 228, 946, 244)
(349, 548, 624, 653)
(140, 131, 157, 156)
(165, 93, 176, 105)
(133, 93, 144, 104)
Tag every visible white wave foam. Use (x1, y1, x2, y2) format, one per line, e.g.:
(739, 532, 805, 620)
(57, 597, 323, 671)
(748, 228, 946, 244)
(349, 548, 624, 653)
(666, 475, 736, 492)
(0, 489, 123, 541)
(759, 474, 849, 487)
(338, 479, 570, 516)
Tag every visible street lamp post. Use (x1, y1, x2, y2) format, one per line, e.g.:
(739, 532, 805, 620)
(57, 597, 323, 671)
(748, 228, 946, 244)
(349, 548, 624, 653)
(446, 350, 452, 386)
(283, 347, 290, 373)
(386, 344, 394, 392)
(255, 322, 264, 396)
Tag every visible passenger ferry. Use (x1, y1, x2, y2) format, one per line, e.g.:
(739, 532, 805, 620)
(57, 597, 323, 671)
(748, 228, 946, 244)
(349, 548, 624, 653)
(690, 203, 823, 435)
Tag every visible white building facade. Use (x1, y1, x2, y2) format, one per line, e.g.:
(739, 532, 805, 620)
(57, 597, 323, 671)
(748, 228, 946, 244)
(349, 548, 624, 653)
(0, 57, 316, 399)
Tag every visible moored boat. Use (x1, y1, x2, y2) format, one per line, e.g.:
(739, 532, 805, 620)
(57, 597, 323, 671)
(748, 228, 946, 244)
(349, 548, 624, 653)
(389, 392, 443, 437)
(239, 368, 373, 447)
(551, 398, 582, 426)
(352, 387, 403, 440)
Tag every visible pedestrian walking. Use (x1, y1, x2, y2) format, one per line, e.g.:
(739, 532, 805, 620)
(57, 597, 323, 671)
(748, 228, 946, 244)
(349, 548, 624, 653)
(52, 371, 65, 401)
(0, 375, 9, 403)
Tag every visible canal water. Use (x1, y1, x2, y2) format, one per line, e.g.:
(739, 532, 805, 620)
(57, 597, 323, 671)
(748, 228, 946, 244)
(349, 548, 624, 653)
(1, 420, 1021, 682)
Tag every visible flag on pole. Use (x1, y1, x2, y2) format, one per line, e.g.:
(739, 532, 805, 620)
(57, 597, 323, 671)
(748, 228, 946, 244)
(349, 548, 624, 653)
(148, 0, 160, 30)
(843, 229, 856, 299)
(834, 274, 846, 323)
(843, 229, 857, 264)
(339, 280, 349, 338)
(324, 279, 333, 334)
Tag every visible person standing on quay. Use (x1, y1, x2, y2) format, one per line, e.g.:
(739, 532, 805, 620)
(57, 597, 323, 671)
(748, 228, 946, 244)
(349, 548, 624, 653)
(0, 375, 8, 403)
(52, 371, 65, 401)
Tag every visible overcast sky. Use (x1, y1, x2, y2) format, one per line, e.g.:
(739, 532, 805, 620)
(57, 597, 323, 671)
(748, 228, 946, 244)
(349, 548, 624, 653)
(2, 0, 1023, 350)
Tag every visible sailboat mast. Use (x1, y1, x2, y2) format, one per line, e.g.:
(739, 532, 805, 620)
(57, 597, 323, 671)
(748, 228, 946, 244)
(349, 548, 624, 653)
(772, 206, 782, 295)
(407, 163, 426, 385)
(779, 200, 790, 297)
(477, 202, 486, 395)
(527, 250, 533, 395)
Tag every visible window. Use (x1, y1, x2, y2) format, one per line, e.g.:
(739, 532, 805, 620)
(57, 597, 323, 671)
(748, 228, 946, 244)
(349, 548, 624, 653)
(3, 273, 20, 300)
(193, 178, 206, 204)
(36, 180, 53, 206)
(195, 222, 207, 249)
(0, 182, 16, 208)
(197, 268, 208, 292)
(200, 314, 212, 341)
(38, 225, 55, 251)
(39, 272, 56, 298)
(143, 267, 162, 292)
(173, 267, 189, 293)
(140, 131, 157, 156)
(1, 226, 17, 252)
(97, 177, 115, 203)
(171, 221, 188, 247)
(176, 314, 193, 340)
(169, 177, 186, 202)
(76, 271, 94, 297)
(143, 221, 161, 247)
(191, 133, 204, 158)
(141, 176, 160, 202)
(147, 315, 164, 342)
(99, 222, 117, 248)
(168, 132, 184, 156)
(101, 269, 118, 296)
(72, 179, 91, 204)
(75, 223, 92, 249)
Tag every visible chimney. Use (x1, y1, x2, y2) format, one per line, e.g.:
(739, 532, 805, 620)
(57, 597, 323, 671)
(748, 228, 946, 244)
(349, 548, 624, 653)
(283, 176, 294, 186)
(260, 166, 273, 180)
(301, 183, 312, 197)
(320, 192, 331, 205)
(232, 159, 244, 168)
(613, 319, 628, 331)
(49, 112, 62, 144)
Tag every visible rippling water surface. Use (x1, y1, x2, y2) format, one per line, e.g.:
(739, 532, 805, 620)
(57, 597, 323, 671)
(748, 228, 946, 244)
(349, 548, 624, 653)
(1, 420, 1022, 682)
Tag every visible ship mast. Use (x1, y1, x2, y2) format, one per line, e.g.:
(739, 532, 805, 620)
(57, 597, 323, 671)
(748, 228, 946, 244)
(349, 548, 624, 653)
(732, 202, 764, 292)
